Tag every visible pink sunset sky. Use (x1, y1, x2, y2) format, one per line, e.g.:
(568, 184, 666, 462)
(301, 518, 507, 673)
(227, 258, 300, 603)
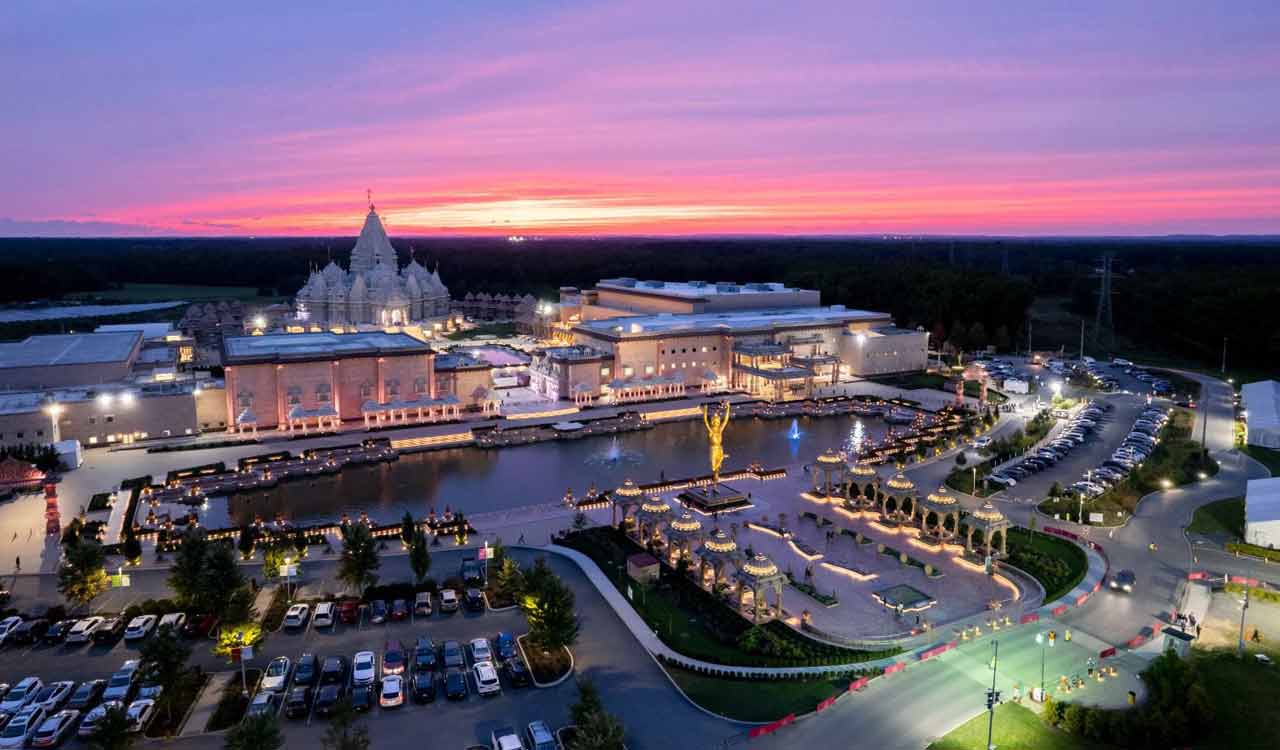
(2, 1, 1279, 236)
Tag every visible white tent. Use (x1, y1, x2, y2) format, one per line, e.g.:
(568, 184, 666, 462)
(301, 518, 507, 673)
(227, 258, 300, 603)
(1245, 478, 1280, 549)
(1242, 380, 1280, 449)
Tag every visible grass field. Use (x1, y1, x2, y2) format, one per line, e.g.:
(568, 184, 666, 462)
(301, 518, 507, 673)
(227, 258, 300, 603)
(1192, 648, 1280, 750)
(664, 665, 855, 722)
(69, 283, 273, 302)
(1005, 527, 1088, 602)
(1242, 445, 1280, 477)
(1187, 497, 1244, 539)
(928, 702, 1095, 750)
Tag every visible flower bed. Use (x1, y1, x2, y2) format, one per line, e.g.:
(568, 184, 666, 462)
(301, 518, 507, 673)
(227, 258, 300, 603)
(787, 574, 839, 607)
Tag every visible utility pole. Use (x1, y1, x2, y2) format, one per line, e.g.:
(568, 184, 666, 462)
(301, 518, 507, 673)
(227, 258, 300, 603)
(1238, 585, 1251, 659)
(1079, 320, 1085, 360)
(986, 640, 1001, 750)
(1221, 337, 1228, 375)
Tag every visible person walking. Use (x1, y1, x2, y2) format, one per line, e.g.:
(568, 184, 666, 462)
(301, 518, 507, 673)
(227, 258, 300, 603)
(14, 556, 20, 572)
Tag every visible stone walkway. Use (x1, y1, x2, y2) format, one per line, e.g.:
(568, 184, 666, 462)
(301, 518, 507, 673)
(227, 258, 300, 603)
(179, 671, 235, 736)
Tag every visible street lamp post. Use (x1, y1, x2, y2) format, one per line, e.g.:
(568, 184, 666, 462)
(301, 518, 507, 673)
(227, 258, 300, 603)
(1238, 586, 1251, 659)
(985, 640, 1001, 750)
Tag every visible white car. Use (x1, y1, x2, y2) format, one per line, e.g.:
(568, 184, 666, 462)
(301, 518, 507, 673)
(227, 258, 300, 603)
(378, 675, 404, 708)
(157, 612, 187, 633)
(469, 637, 493, 664)
(78, 701, 125, 738)
(492, 726, 526, 750)
(352, 651, 377, 685)
(65, 616, 104, 644)
(972, 436, 992, 449)
(125, 698, 156, 733)
(282, 604, 310, 629)
(261, 656, 292, 692)
(439, 589, 459, 612)
(124, 615, 157, 641)
(0, 616, 23, 645)
(473, 661, 501, 696)
(29, 708, 79, 749)
(313, 602, 335, 628)
(0, 705, 46, 748)
(0, 677, 43, 713)
(33, 681, 75, 712)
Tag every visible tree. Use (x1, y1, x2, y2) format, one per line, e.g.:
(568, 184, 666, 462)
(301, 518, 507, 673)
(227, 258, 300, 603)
(200, 542, 248, 616)
(87, 704, 134, 750)
(237, 525, 257, 559)
(399, 511, 415, 547)
(59, 538, 109, 610)
(572, 708, 626, 750)
(320, 699, 369, 750)
(955, 451, 967, 467)
(337, 523, 380, 594)
(492, 557, 525, 603)
(225, 712, 283, 750)
(522, 571, 579, 651)
(408, 527, 431, 584)
(122, 527, 142, 564)
(61, 517, 85, 550)
(168, 528, 209, 609)
(572, 511, 589, 531)
(138, 629, 193, 721)
(570, 679, 605, 726)
(262, 538, 287, 580)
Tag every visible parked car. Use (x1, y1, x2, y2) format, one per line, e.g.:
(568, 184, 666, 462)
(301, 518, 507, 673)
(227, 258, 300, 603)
(282, 604, 310, 629)
(42, 620, 72, 645)
(77, 701, 124, 738)
(439, 589, 460, 613)
(246, 690, 280, 718)
(313, 685, 344, 717)
(124, 615, 157, 641)
(505, 658, 531, 688)
(0, 617, 22, 646)
(352, 651, 377, 685)
(411, 669, 437, 703)
(284, 686, 312, 720)
(473, 661, 501, 697)
(313, 602, 335, 628)
(125, 698, 156, 733)
(382, 641, 406, 676)
(494, 632, 516, 660)
(181, 614, 217, 639)
(32, 681, 74, 712)
(157, 613, 186, 634)
(491, 726, 526, 750)
(28, 709, 78, 748)
(465, 588, 485, 612)
(10, 619, 49, 645)
(526, 720, 557, 750)
(379, 675, 405, 709)
(441, 640, 465, 669)
(92, 617, 126, 644)
(65, 617, 104, 644)
(261, 656, 292, 692)
(413, 637, 438, 671)
(67, 680, 106, 712)
(349, 684, 374, 713)
(319, 656, 348, 686)
(390, 600, 409, 621)
(368, 600, 388, 624)
(0, 678, 42, 713)
(293, 653, 319, 687)
(469, 637, 493, 664)
(102, 661, 140, 703)
(0, 705, 45, 749)
(443, 668, 468, 700)
(413, 592, 433, 617)
(337, 600, 360, 624)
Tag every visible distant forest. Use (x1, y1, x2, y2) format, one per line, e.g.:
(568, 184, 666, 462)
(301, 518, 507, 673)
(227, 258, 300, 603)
(1, 235, 1277, 373)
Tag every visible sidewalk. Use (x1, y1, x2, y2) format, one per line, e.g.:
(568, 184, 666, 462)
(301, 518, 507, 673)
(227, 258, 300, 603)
(179, 671, 235, 737)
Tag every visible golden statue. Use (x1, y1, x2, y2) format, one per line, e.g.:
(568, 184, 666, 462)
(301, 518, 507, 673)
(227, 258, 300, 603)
(702, 400, 731, 484)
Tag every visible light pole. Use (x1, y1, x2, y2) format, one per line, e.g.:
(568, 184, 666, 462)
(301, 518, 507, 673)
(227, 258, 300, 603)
(986, 640, 1001, 750)
(1221, 337, 1228, 375)
(1238, 586, 1251, 659)
(1035, 630, 1053, 700)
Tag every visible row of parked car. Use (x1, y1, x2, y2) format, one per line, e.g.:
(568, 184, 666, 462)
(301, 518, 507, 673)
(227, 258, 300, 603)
(0, 657, 159, 747)
(987, 402, 1111, 488)
(0, 611, 218, 651)
(281, 587, 486, 631)
(249, 630, 531, 724)
(1071, 405, 1170, 498)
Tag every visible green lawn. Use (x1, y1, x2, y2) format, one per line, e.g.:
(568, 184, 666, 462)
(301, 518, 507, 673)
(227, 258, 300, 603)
(1242, 445, 1280, 477)
(664, 665, 856, 722)
(1193, 648, 1280, 750)
(69, 283, 271, 302)
(1005, 527, 1088, 602)
(1187, 497, 1244, 539)
(929, 702, 1096, 750)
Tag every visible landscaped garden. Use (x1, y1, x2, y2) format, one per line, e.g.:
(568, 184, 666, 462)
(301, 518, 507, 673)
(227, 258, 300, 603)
(1241, 444, 1280, 476)
(1187, 497, 1244, 539)
(1004, 527, 1087, 602)
(664, 664, 873, 722)
(559, 526, 900, 667)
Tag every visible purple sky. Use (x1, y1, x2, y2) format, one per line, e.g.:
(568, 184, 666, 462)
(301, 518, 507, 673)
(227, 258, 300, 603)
(2, 1, 1278, 236)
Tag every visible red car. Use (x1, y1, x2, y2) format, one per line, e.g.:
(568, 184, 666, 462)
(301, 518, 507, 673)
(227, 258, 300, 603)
(337, 600, 360, 624)
(182, 614, 218, 639)
(390, 600, 409, 621)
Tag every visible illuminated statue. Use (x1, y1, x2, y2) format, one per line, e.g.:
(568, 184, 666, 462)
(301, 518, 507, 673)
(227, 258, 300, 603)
(702, 400, 732, 484)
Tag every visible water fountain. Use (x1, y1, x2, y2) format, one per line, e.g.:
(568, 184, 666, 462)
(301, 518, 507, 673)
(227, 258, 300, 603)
(584, 435, 644, 467)
(788, 419, 803, 440)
